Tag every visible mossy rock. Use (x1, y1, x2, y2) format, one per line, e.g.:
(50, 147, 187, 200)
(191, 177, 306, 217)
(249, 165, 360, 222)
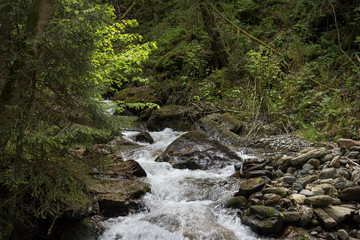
(225, 196, 247, 209)
(114, 86, 161, 104)
(195, 117, 243, 145)
(208, 113, 242, 133)
(146, 105, 193, 131)
(240, 205, 285, 236)
(235, 177, 267, 197)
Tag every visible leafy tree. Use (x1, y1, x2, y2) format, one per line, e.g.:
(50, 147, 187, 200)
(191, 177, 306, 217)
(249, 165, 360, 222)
(0, 0, 155, 238)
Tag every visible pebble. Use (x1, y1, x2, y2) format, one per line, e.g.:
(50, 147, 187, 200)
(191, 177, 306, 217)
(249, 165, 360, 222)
(337, 229, 349, 240)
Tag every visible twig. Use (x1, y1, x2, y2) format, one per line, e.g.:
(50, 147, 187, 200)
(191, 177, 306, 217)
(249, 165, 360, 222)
(346, 157, 360, 168)
(121, 0, 140, 19)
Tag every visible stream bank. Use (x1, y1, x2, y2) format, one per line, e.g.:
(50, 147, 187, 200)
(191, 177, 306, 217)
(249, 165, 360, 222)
(56, 98, 360, 240)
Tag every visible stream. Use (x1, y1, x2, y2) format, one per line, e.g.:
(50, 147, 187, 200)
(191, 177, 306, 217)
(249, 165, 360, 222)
(99, 128, 264, 240)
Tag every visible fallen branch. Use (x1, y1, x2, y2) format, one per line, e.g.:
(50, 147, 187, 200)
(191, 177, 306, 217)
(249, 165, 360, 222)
(121, 0, 140, 19)
(211, 5, 283, 57)
(346, 157, 360, 168)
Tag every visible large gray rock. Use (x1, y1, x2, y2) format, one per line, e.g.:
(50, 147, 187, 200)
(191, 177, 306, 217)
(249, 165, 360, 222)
(314, 208, 337, 228)
(195, 117, 243, 145)
(339, 186, 360, 201)
(156, 130, 242, 170)
(235, 177, 267, 197)
(323, 205, 354, 222)
(305, 195, 333, 207)
(240, 205, 284, 235)
(291, 149, 326, 167)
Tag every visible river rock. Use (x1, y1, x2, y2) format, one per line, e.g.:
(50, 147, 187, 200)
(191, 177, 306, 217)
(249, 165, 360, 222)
(272, 155, 292, 171)
(240, 205, 284, 235)
(291, 149, 326, 167)
(195, 117, 243, 145)
(207, 113, 242, 133)
(264, 194, 283, 206)
(337, 138, 360, 149)
(133, 132, 154, 144)
(110, 160, 147, 178)
(305, 195, 333, 207)
(334, 177, 352, 190)
(339, 186, 360, 201)
(323, 205, 354, 222)
(299, 206, 314, 227)
(319, 168, 338, 179)
(289, 194, 307, 205)
(283, 175, 296, 185)
(225, 196, 247, 209)
(245, 170, 273, 179)
(282, 211, 301, 224)
(157, 130, 242, 170)
(330, 155, 341, 168)
(90, 179, 150, 217)
(235, 177, 267, 197)
(262, 187, 288, 198)
(307, 158, 321, 168)
(337, 229, 349, 240)
(311, 184, 338, 197)
(146, 105, 194, 131)
(315, 208, 337, 228)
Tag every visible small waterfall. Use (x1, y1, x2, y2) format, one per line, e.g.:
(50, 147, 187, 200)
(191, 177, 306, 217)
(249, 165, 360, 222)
(99, 128, 264, 240)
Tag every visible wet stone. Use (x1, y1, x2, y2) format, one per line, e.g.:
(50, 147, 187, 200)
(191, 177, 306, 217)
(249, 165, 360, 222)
(305, 195, 333, 207)
(315, 208, 337, 228)
(235, 177, 267, 197)
(334, 177, 351, 190)
(245, 170, 273, 179)
(339, 186, 360, 201)
(337, 229, 349, 240)
(329, 155, 341, 168)
(299, 190, 314, 197)
(283, 175, 296, 185)
(319, 168, 338, 179)
(307, 158, 321, 168)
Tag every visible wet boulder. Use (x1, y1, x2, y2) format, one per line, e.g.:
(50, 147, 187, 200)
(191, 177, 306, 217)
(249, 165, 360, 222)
(110, 160, 147, 178)
(235, 177, 267, 198)
(225, 196, 247, 209)
(146, 105, 194, 131)
(194, 117, 243, 145)
(133, 132, 154, 144)
(156, 130, 242, 170)
(240, 205, 284, 235)
(207, 113, 242, 133)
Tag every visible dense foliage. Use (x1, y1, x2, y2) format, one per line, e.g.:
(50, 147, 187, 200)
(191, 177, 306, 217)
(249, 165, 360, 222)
(119, 0, 360, 140)
(0, 0, 154, 238)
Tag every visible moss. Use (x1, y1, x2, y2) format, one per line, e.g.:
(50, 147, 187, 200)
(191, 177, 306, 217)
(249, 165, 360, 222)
(114, 86, 160, 104)
(225, 196, 247, 209)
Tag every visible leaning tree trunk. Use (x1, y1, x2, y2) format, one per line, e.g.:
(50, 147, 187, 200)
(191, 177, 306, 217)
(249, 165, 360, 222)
(199, 2, 228, 69)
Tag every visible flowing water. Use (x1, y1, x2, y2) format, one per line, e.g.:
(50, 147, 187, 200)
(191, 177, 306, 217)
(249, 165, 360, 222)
(99, 128, 264, 240)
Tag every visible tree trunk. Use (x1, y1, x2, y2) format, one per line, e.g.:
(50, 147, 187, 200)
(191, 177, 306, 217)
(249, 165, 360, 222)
(0, 0, 54, 153)
(199, 2, 228, 69)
